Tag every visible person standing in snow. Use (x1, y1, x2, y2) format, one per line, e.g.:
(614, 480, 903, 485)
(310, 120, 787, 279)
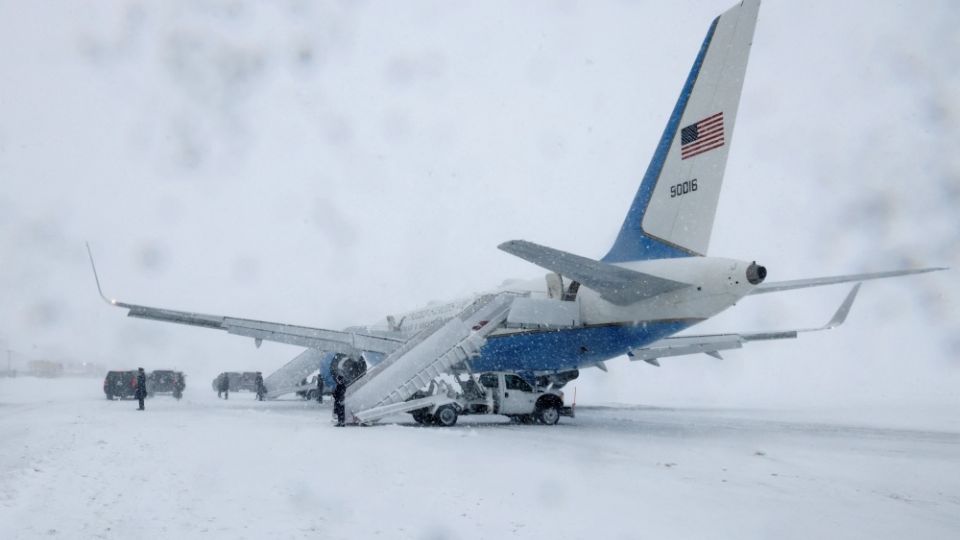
(332, 374, 346, 427)
(135, 367, 147, 411)
(172, 372, 185, 400)
(316, 373, 324, 404)
(254, 371, 266, 401)
(218, 373, 230, 399)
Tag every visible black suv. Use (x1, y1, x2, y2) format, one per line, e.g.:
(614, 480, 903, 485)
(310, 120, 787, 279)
(212, 371, 259, 392)
(148, 370, 186, 399)
(103, 370, 138, 400)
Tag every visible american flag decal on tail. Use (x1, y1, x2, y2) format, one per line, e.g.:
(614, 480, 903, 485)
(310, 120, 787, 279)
(680, 112, 724, 159)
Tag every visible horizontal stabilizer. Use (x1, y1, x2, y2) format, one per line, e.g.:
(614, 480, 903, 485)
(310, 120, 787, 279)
(629, 284, 861, 363)
(498, 240, 691, 305)
(751, 267, 945, 295)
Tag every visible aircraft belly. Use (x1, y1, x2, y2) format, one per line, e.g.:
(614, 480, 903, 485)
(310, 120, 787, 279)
(471, 320, 695, 372)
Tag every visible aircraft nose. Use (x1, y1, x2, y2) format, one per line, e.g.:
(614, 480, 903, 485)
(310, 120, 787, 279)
(746, 261, 767, 285)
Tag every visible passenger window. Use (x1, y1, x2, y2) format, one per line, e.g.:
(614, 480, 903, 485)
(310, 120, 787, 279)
(479, 374, 498, 388)
(505, 375, 532, 392)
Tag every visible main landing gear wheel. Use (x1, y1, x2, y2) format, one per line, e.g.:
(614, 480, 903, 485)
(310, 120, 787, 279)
(433, 405, 458, 427)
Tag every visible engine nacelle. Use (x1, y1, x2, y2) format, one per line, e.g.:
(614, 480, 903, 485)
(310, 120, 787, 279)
(746, 261, 767, 285)
(331, 353, 367, 384)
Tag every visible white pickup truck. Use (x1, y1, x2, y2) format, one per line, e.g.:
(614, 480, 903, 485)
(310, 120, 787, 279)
(407, 371, 574, 427)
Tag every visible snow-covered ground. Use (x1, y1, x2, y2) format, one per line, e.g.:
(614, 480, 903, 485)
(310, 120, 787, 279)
(1, 1, 959, 537)
(2, 377, 958, 540)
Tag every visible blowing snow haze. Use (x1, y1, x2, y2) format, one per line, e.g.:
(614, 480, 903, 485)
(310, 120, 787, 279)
(1, 0, 957, 407)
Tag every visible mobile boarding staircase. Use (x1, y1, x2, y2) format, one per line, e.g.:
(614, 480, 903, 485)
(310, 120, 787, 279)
(263, 348, 325, 399)
(343, 294, 515, 425)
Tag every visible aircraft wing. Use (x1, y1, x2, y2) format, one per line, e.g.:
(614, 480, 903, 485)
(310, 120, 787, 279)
(118, 302, 404, 354)
(628, 283, 861, 365)
(749, 267, 945, 295)
(498, 240, 690, 305)
(87, 246, 404, 356)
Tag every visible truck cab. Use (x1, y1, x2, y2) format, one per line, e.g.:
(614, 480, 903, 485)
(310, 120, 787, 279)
(476, 372, 554, 417)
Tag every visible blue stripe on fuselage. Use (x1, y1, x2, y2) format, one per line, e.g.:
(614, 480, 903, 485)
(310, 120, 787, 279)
(602, 16, 720, 263)
(469, 320, 696, 372)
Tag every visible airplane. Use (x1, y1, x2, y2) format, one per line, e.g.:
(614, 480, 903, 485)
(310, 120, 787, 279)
(88, 0, 943, 410)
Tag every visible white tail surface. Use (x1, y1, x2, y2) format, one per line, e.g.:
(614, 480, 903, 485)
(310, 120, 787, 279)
(605, 0, 760, 262)
(641, 0, 759, 255)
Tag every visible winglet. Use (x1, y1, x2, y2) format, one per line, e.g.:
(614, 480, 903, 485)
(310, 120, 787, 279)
(823, 283, 860, 330)
(85, 242, 118, 306)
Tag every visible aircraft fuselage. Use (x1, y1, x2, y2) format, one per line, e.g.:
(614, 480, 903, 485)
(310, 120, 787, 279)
(375, 257, 761, 374)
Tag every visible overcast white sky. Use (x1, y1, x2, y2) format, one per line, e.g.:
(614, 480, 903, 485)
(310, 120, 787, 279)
(1, 0, 957, 407)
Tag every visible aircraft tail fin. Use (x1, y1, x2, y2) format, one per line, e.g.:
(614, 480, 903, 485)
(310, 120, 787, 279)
(604, 0, 760, 262)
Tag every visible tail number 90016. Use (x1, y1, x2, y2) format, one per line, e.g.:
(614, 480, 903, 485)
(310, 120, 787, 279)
(670, 178, 698, 198)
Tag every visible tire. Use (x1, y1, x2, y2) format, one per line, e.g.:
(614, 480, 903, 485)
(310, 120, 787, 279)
(433, 405, 458, 427)
(306, 389, 318, 401)
(411, 409, 432, 425)
(537, 404, 561, 425)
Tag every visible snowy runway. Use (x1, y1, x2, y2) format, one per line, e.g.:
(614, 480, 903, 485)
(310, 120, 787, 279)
(2, 377, 958, 539)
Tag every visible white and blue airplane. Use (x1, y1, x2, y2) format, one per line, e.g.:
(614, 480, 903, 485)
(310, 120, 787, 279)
(89, 0, 942, 394)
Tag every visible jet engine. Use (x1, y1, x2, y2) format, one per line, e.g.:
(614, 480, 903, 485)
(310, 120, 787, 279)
(746, 261, 767, 285)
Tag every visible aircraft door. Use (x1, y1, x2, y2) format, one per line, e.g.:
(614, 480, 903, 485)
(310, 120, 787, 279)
(500, 374, 536, 415)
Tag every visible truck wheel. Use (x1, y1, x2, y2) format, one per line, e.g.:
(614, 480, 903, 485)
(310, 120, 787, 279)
(306, 389, 318, 401)
(411, 409, 431, 425)
(433, 405, 458, 427)
(537, 404, 561, 425)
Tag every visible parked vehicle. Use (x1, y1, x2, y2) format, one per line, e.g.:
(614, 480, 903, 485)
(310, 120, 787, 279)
(237, 372, 259, 392)
(406, 372, 573, 427)
(295, 374, 325, 400)
(148, 370, 186, 399)
(103, 370, 138, 400)
(211, 371, 260, 393)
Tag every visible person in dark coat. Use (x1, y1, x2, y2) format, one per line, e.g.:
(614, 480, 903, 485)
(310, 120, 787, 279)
(218, 373, 230, 399)
(173, 372, 185, 400)
(254, 371, 266, 401)
(332, 374, 346, 426)
(316, 373, 324, 404)
(135, 367, 147, 411)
